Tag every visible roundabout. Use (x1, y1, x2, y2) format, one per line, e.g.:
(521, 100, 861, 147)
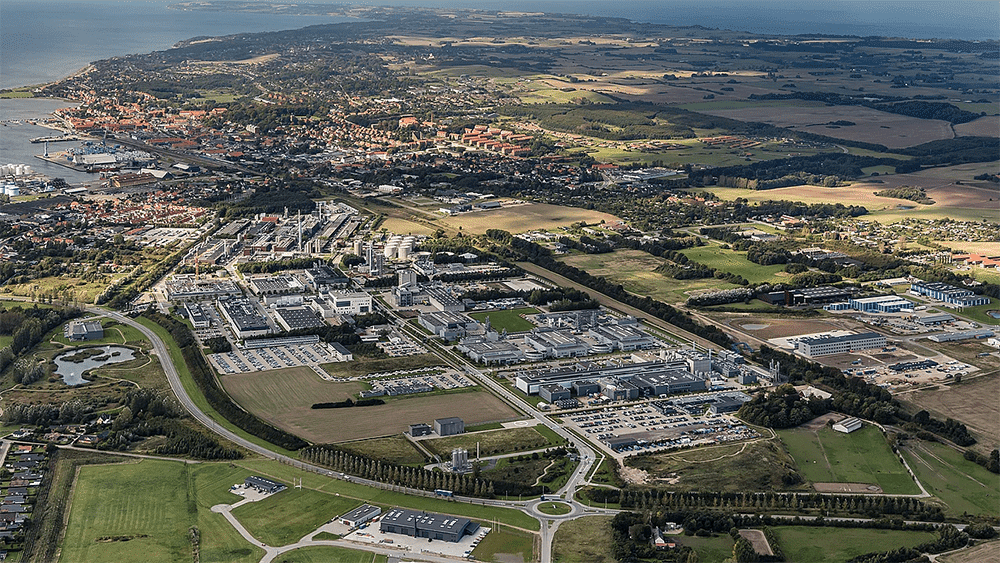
(536, 501, 573, 516)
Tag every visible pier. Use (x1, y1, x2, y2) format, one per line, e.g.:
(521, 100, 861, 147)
(30, 134, 80, 144)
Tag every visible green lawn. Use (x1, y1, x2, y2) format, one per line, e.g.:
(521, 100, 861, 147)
(537, 502, 572, 515)
(778, 424, 920, 494)
(947, 297, 1000, 325)
(471, 528, 536, 563)
(771, 526, 937, 563)
(232, 488, 360, 546)
(269, 546, 386, 562)
(60, 460, 263, 563)
(680, 534, 737, 562)
(900, 440, 1000, 517)
(680, 243, 788, 284)
(467, 308, 539, 332)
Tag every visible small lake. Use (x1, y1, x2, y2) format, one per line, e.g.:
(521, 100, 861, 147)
(53, 345, 135, 386)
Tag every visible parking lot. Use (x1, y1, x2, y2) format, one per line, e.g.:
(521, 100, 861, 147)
(344, 523, 491, 559)
(208, 342, 351, 374)
(364, 369, 475, 397)
(563, 402, 758, 458)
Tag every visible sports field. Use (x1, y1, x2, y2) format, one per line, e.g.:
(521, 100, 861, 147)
(900, 439, 1000, 517)
(221, 367, 519, 443)
(467, 307, 539, 332)
(60, 460, 264, 563)
(778, 424, 920, 494)
(770, 526, 937, 563)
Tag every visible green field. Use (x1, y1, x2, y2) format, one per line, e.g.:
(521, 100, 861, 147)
(471, 528, 536, 563)
(268, 546, 386, 562)
(680, 534, 737, 562)
(900, 439, 1000, 517)
(336, 435, 428, 465)
(680, 243, 789, 284)
(560, 249, 742, 304)
(778, 424, 920, 494)
(552, 516, 615, 563)
(537, 502, 573, 515)
(626, 440, 808, 493)
(232, 488, 360, 546)
(467, 307, 539, 332)
(422, 426, 560, 457)
(771, 526, 937, 563)
(947, 297, 1000, 325)
(60, 460, 263, 563)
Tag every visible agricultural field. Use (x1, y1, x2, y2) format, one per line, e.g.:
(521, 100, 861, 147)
(60, 459, 263, 563)
(770, 526, 937, 563)
(899, 439, 1000, 517)
(422, 426, 560, 457)
(467, 307, 539, 332)
(778, 424, 921, 495)
(725, 316, 843, 340)
(938, 539, 1000, 563)
(335, 435, 428, 465)
(552, 516, 615, 563)
(954, 115, 1000, 137)
(679, 243, 790, 284)
(560, 248, 742, 304)
(232, 487, 359, 546)
(697, 103, 954, 148)
(903, 374, 1000, 448)
(625, 440, 809, 493)
(695, 162, 1000, 223)
(438, 203, 622, 235)
(221, 367, 519, 443)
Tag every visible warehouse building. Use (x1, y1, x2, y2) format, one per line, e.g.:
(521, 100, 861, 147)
(426, 287, 465, 312)
(796, 332, 887, 358)
(341, 504, 382, 527)
(456, 337, 525, 365)
(833, 417, 863, 434)
(516, 360, 705, 397)
(247, 274, 305, 295)
(379, 508, 480, 543)
(927, 329, 994, 343)
(244, 476, 285, 494)
(184, 302, 212, 328)
(848, 295, 914, 313)
(274, 307, 326, 331)
(539, 383, 571, 403)
(321, 291, 373, 316)
(218, 298, 272, 339)
(525, 329, 591, 359)
(418, 311, 478, 340)
(65, 320, 104, 341)
(910, 281, 990, 307)
(587, 323, 657, 351)
(434, 417, 465, 436)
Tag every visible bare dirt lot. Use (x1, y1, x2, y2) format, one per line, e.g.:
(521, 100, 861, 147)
(697, 105, 954, 148)
(738, 529, 773, 556)
(813, 483, 884, 494)
(728, 317, 841, 340)
(221, 367, 519, 443)
(903, 374, 1000, 449)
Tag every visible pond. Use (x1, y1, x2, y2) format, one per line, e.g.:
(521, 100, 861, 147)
(987, 310, 1000, 319)
(53, 345, 135, 386)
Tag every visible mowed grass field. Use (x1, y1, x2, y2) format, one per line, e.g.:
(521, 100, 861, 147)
(900, 439, 1000, 517)
(560, 249, 742, 304)
(232, 487, 360, 546)
(679, 243, 789, 284)
(467, 307, 539, 332)
(778, 424, 920, 494)
(264, 546, 387, 563)
(60, 460, 264, 563)
(904, 374, 1000, 448)
(422, 426, 559, 457)
(221, 367, 519, 443)
(471, 528, 536, 563)
(771, 526, 937, 563)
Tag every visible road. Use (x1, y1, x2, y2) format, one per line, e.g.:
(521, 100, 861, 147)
(98, 307, 623, 563)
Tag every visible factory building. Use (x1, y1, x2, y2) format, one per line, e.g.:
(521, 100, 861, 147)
(796, 332, 887, 358)
(539, 383, 571, 403)
(587, 323, 657, 351)
(274, 307, 326, 331)
(418, 311, 478, 340)
(65, 320, 104, 341)
(246, 274, 305, 295)
(426, 287, 465, 312)
(456, 336, 525, 365)
(524, 329, 590, 359)
(184, 302, 212, 329)
(323, 291, 372, 316)
(218, 298, 272, 339)
(848, 295, 914, 313)
(379, 508, 480, 543)
(434, 417, 465, 436)
(516, 360, 705, 397)
(910, 281, 989, 307)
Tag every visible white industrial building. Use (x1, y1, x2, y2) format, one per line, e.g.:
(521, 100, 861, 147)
(797, 332, 887, 358)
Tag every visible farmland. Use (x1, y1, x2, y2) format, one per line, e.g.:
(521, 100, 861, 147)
(778, 424, 920, 495)
(770, 526, 937, 563)
(221, 367, 520, 443)
(903, 374, 1000, 448)
(467, 307, 539, 332)
(899, 439, 1000, 517)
